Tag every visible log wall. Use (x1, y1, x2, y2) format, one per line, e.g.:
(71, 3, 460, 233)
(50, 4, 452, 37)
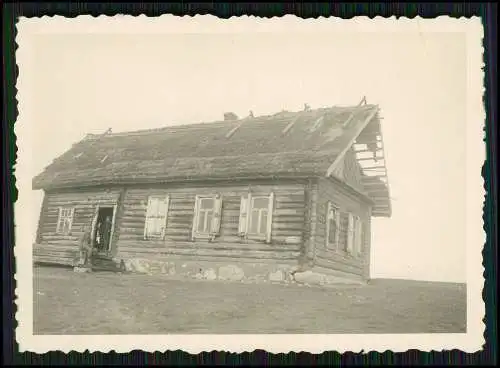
(34, 188, 122, 265)
(33, 178, 373, 280)
(313, 177, 372, 280)
(115, 181, 307, 262)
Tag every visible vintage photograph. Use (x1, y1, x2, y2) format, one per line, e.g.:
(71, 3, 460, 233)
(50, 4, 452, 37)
(15, 15, 485, 353)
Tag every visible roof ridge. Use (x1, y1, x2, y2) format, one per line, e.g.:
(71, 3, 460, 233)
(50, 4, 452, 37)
(82, 104, 378, 140)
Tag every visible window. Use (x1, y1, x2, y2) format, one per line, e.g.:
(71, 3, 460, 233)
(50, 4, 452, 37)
(249, 197, 270, 236)
(238, 192, 274, 242)
(56, 207, 74, 235)
(325, 201, 340, 249)
(354, 216, 364, 256)
(144, 195, 170, 239)
(346, 213, 355, 254)
(345, 213, 364, 256)
(196, 197, 214, 234)
(192, 194, 222, 240)
(338, 212, 349, 251)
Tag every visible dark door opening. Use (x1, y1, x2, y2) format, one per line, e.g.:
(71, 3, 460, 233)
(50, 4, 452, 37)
(93, 207, 115, 253)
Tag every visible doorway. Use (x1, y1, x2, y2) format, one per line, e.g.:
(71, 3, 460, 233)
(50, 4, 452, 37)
(92, 206, 115, 253)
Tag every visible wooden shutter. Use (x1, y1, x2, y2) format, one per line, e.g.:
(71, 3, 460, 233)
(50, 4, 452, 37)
(355, 217, 363, 256)
(144, 196, 159, 239)
(334, 211, 341, 249)
(265, 192, 274, 243)
(108, 203, 118, 250)
(90, 205, 100, 244)
(347, 213, 354, 254)
(56, 207, 63, 233)
(325, 201, 333, 247)
(161, 195, 170, 239)
(238, 193, 250, 236)
(68, 207, 75, 234)
(191, 195, 200, 241)
(210, 194, 223, 236)
(143, 197, 151, 239)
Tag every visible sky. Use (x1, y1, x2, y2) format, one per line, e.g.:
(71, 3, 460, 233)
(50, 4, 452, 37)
(24, 28, 471, 283)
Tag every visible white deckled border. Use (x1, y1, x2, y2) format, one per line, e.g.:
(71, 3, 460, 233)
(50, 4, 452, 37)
(14, 14, 486, 354)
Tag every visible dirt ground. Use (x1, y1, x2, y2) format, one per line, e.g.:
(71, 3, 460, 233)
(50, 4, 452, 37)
(33, 265, 467, 335)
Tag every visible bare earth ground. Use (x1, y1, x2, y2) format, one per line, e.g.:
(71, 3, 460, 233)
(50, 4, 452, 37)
(33, 265, 466, 334)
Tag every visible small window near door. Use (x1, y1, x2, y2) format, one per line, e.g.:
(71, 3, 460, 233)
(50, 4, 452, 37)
(144, 195, 170, 239)
(56, 207, 75, 235)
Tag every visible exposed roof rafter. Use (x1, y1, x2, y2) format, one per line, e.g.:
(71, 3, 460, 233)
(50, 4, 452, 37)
(325, 106, 379, 177)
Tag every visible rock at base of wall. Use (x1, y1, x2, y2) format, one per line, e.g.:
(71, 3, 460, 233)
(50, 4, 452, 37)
(193, 268, 218, 281)
(218, 265, 245, 281)
(293, 271, 324, 285)
(73, 266, 92, 273)
(293, 270, 364, 286)
(202, 268, 217, 280)
(268, 270, 285, 282)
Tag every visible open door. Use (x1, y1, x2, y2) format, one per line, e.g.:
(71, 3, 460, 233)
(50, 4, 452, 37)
(92, 206, 117, 254)
(109, 203, 118, 252)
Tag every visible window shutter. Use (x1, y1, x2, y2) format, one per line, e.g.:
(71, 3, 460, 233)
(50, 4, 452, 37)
(211, 194, 223, 236)
(238, 193, 250, 236)
(325, 201, 332, 247)
(69, 207, 75, 233)
(161, 195, 170, 239)
(144, 197, 152, 239)
(191, 195, 200, 241)
(90, 206, 99, 244)
(265, 192, 274, 243)
(56, 207, 62, 233)
(335, 211, 341, 249)
(109, 203, 118, 247)
(355, 217, 363, 256)
(347, 213, 354, 254)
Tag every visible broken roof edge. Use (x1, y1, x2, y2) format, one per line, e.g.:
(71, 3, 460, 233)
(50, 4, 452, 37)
(321, 104, 393, 217)
(324, 105, 381, 177)
(80, 104, 380, 140)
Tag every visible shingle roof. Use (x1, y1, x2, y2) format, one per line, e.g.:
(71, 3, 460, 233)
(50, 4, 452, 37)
(32, 103, 391, 216)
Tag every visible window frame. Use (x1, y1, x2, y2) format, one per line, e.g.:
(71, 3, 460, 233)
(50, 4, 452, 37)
(56, 206, 75, 235)
(325, 201, 340, 250)
(195, 196, 216, 236)
(247, 196, 271, 239)
(346, 213, 355, 255)
(239, 192, 274, 243)
(192, 194, 223, 241)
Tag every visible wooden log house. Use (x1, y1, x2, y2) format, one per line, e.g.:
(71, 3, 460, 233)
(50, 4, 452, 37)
(32, 100, 392, 283)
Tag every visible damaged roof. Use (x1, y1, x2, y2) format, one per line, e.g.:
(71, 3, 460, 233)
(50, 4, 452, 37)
(32, 103, 391, 217)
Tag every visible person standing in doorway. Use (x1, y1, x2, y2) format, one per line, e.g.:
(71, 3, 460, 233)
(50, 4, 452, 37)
(100, 215, 113, 252)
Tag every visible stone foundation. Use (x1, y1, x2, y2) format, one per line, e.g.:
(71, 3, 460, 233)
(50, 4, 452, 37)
(114, 256, 365, 286)
(116, 257, 298, 283)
